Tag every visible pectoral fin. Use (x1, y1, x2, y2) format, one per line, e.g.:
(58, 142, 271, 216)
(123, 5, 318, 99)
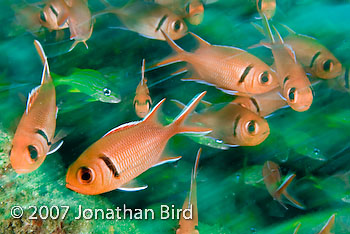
(152, 156, 182, 168)
(118, 179, 148, 191)
(47, 140, 63, 155)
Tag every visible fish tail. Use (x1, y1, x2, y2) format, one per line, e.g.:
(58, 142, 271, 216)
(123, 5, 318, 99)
(33, 40, 51, 83)
(170, 91, 212, 135)
(283, 191, 305, 210)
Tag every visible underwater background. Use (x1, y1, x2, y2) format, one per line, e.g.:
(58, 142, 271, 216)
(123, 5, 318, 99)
(0, 0, 350, 233)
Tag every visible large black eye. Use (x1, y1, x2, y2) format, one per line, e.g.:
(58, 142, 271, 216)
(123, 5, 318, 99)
(28, 145, 38, 161)
(172, 20, 182, 32)
(288, 88, 296, 102)
(78, 167, 94, 184)
(40, 11, 46, 22)
(259, 71, 269, 85)
(103, 88, 111, 96)
(246, 121, 257, 135)
(323, 59, 333, 72)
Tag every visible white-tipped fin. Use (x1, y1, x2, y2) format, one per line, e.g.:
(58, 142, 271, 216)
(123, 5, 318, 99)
(26, 85, 40, 114)
(34, 40, 50, 83)
(261, 14, 275, 44)
(47, 140, 64, 155)
(141, 59, 146, 85)
(188, 148, 201, 209)
(143, 98, 166, 123)
(118, 179, 148, 191)
(161, 30, 185, 54)
(152, 156, 182, 168)
(189, 32, 211, 48)
(102, 121, 141, 138)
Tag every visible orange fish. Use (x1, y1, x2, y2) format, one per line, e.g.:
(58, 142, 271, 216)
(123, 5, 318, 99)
(10, 40, 63, 174)
(172, 100, 270, 147)
(176, 148, 201, 234)
(13, 4, 43, 35)
(260, 15, 313, 112)
(256, 0, 276, 20)
(65, 92, 211, 195)
(282, 25, 342, 80)
(156, 30, 279, 95)
(65, 0, 94, 51)
(185, 0, 204, 25)
(39, 0, 70, 31)
(293, 214, 336, 234)
(134, 59, 152, 118)
(99, 1, 188, 40)
(262, 161, 305, 209)
(232, 88, 288, 117)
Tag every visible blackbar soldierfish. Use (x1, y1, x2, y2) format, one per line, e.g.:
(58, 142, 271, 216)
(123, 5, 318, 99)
(172, 100, 270, 147)
(256, 0, 276, 20)
(261, 15, 313, 112)
(233, 88, 288, 117)
(101, 1, 188, 40)
(177, 148, 201, 234)
(282, 25, 342, 79)
(65, 92, 211, 195)
(262, 161, 305, 210)
(156, 30, 279, 95)
(10, 41, 63, 174)
(65, 0, 94, 51)
(134, 59, 152, 118)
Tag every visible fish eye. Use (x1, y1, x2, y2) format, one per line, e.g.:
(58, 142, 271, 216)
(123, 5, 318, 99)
(103, 88, 111, 96)
(259, 71, 270, 85)
(323, 59, 334, 72)
(246, 120, 257, 135)
(77, 167, 94, 184)
(28, 145, 38, 161)
(39, 11, 47, 23)
(172, 20, 182, 32)
(288, 87, 296, 102)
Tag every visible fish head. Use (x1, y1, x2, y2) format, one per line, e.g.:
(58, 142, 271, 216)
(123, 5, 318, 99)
(185, 0, 204, 25)
(96, 87, 121, 103)
(39, 0, 69, 30)
(282, 76, 313, 112)
(249, 68, 279, 94)
(66, 151, 115, 195)
(230, 106, 270, 146)
(257, 0, 276, 20)
(162, 14, 188, 40)
(312, 53, 342, 79)
(10, 132, 48, 174)
(134, 94, 152, 118)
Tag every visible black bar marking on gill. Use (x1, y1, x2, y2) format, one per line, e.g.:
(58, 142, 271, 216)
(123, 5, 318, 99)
(239, 65, 253, 83)
(309, 51, 321, 68)
(36, 129, 51, 146)
(156, 15, 168, 32)
(250, 98, 260, 114)
(50, 5, 58, 17)
(100, 156, 119, 177)
(345, 68, 349, 89)
(233, 115, 241, 137)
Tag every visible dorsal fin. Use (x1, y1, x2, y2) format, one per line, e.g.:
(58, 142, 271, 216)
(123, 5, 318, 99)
(141, 59, 146, 85)
(319, 214, 336, 234)
(279, 23, 296, 35)
(143, 98, 166, 123)
(272, 25, 284, 44)
(102, 121, 140, 138)
(160, 30, 185, 54)
(26, 85, 41, 114)
(34, 40, 50, 84)
(261, 13, 275, 44)
(188, 148, 201, 209)
(189, 32, 211, 48)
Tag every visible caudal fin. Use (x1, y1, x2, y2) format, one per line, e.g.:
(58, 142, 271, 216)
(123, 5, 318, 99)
(170, 91, 212, 134)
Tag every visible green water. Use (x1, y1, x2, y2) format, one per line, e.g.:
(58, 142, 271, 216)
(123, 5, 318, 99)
(0, 0, 350, 233)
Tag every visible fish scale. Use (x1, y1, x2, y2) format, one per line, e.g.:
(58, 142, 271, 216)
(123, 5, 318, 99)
(66, 92, 210, 194)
